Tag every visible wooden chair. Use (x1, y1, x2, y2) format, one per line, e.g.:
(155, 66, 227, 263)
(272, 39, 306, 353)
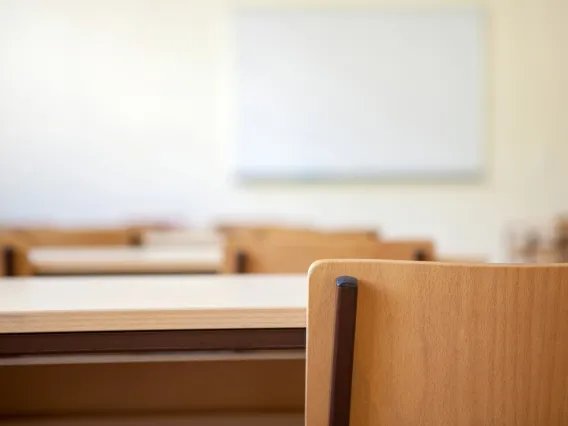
(224, 240, 434, 273)
(262, 228, 378, 243)
(9, 227, 136, 247)
(1, 228, 139, 276)
(307, 260, 568, 426)
(222, 225, 379, 244)
(223, 225, 384, 273)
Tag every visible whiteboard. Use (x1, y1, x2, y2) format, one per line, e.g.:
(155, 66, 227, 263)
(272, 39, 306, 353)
(235, 8, 485, 180)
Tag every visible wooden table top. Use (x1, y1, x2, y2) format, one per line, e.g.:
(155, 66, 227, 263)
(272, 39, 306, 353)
(0, 274, 307, 333)
(28, 246, 223, 274)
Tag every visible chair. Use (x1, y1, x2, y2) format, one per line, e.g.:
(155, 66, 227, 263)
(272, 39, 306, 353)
(306, 260, 568, 425)
(259, 227, 379, 243)
(1, 228, 139, 276)
(221, 225, 379, 244)
(10, 227, 136, 247)
(224, 240, 434, 273)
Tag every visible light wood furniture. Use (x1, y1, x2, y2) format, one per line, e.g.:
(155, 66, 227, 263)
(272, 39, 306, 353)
(0, 360, 305, 424)
(13, 246, 224, 276)
(0, 275, 306, 423)
(0, 233, 29, 277)
(307, 260, 568, 426)
(2, 227, 145, 276)
(142, 228, 224, 247)
(0, 275, 305, 333)
(225, 240, 434, 273)
(437, 255, 487, 263)
(7, 228, 137, 247)
(222, 225, 379, 244)
(0, 413, 304, 426)
(261, 228, 378, 243)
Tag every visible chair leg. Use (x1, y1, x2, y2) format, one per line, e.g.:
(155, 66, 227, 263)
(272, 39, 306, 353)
(414, 249, 428, 261)
(3, 246, 15, 277)
(235, 250, 247, 273)
(328, 276, 358, 426)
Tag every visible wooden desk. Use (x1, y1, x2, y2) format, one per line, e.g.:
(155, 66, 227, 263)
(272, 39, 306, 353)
(0, 274, 306, 338)
(142, 229, 224, 247)
(26, 246, 224, 275)
(0, 275, 307, 424)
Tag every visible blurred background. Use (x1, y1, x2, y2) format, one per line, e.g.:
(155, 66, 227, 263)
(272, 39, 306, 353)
(0, 0, 566, 263)
(1, 1, 568, 423)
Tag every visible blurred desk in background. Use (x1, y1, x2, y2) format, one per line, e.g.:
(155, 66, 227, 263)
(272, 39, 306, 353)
(26, 246, 224, 276)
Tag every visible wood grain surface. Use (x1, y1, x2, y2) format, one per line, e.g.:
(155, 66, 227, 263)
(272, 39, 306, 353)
(225, 240, 434, 273)
(7, 228, 134, 247)
(0, 358, 305, 417)
(307, 260, 568, 426)
(1, 413, 304, 426)
(221, 225, 378, 242)
(0, 275, 306, 333)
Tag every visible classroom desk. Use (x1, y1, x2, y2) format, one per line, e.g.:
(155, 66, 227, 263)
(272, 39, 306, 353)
(0, 275, 307, 425)
(26, 246, 224, 275)
(0, 274, 306, 351)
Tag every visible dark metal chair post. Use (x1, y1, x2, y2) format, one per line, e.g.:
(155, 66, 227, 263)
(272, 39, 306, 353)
(329, 275, 358, 426)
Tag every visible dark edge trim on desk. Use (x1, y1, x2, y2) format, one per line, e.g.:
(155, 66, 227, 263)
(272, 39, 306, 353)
(0, 328, 306, 357)
(329, 276, 358, 426)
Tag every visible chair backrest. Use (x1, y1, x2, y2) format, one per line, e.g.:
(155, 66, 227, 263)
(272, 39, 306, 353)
(222, 226, 379, 243)
(261, 228, 379, 243)
(224, 240, 433, 273)
(0, 228, 136, 276)
(223, 226, 382, 273)
(307, 260, 568, 426)
(9, 228, 135, 247)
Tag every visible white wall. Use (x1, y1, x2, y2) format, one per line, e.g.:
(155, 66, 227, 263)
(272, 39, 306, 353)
(0, 0, 567, 260)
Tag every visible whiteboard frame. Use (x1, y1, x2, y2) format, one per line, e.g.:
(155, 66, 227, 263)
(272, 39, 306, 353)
(234, 8, 487, 183)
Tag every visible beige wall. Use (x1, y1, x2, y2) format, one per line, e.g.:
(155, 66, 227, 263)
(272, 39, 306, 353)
(0, 0, 566, 260)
